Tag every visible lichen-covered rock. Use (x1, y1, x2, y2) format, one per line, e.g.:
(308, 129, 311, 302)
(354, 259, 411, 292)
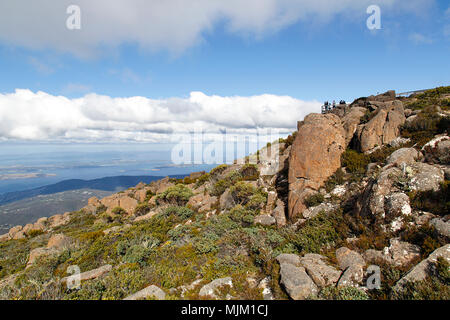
(422, 135, 450, 164)
(386, 148, 422, 166)
(288, 113, 346, 219)
(299, 254, 341, 287)
(199, 277, 233, 299)
(254, 215, 276, 226)
(364, 239, 421, 267)
(302, 202, 337, 220)
(47, 234, 71, 249)
(406, 162, 444, 192)
(429, 217, 450, 238)
(279, 263, 318, 300)
(276, 254, 300, 266)
(219, 189, 235, 211)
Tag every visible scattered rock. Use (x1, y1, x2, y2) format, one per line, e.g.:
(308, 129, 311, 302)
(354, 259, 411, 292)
(407, 162, 444, 192)
(272, 199, 287, 227)
(254, 215, 276, 226)
(276, 254, 300, 266)
(299, 254, 341, 287)
(219, 189, 235, 211)
(335, 247, 365, 270)
(199, 277, 233, 299)
(364, 239, 421, 267)
(124, 285, 166, 300)
(279, 263, 318, 300)
(302, 202, 337, 220)
(61, 264, 112, 285)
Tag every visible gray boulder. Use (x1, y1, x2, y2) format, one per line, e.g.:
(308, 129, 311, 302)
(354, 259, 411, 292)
(279, 263, 318, 300)
(386, 148, 422, 166)
(299, 254, 341, 287)
(124, 285, 166, 300)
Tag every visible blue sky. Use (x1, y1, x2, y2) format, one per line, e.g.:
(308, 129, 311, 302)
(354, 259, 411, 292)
(0, 0, 449, 142)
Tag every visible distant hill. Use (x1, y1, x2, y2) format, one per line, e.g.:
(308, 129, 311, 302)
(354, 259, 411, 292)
(0, 175, 186, 206)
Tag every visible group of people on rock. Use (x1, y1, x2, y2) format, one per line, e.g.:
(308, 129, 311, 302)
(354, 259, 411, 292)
(321, 100, 346, 114)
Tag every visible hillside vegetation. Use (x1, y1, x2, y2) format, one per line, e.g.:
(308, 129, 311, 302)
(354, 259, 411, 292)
(0, 87, 449, 300)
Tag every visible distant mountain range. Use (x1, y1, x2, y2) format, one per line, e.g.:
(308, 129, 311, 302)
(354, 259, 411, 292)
(0, 175, 186, 206)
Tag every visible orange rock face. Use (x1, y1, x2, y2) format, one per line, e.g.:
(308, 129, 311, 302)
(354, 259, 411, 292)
(288, 113, 346, 220)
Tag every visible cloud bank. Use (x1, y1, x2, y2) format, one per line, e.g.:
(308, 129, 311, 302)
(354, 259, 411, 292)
(0, 0, 432, 57)
(0, 90, 320, 142)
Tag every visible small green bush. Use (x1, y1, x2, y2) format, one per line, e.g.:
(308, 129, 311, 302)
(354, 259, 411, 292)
(156, 184, 194, 206)
(111, 207, 127, 215)
(304, 193, 325, 208)
(342, 149, 370, 174)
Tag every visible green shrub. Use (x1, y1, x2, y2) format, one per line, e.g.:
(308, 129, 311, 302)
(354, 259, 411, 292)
(162, 206, 194, 220)
(318, 286, 369, 300)
(239, 164, 259, 181)
(123, 245, 150, 265)
(325, 169, 345, 192)
(111, 207, 127, 215)
(194, 173, 210, 188)
(134, 203, 150, 216)
(342, 149, 370, 174)
(156, 184, 194, 206)
(304, 193, 325, 208)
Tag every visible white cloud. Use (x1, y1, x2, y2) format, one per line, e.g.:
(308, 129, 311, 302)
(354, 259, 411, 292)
(0, 0, 432, 58)
(0, 89, 320, 142)
(409, 32, 433, 44)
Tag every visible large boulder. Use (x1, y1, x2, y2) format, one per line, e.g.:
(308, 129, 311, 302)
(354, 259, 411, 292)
(288, 114, 346, 219)
(430, 217, 450, 238)
(421, 135, 450, 164)
(356, 100, 405, 152)
(299, 254, 341, 287)
(406, 162, 444, 192)
(341, 106, 367, 145)
(386, 148, 422, 166)
(335, 247, 365, 288)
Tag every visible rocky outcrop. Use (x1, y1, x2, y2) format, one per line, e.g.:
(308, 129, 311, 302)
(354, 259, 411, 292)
(288, 113, 346, 219)
(124, 285, 166, 300)
(356, 100, 405, 153)
(302, 202, 337, 220)
(101, 193, 139, 215)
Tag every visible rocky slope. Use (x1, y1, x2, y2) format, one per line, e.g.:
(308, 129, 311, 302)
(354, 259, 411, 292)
(0, 87, 449, 300)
